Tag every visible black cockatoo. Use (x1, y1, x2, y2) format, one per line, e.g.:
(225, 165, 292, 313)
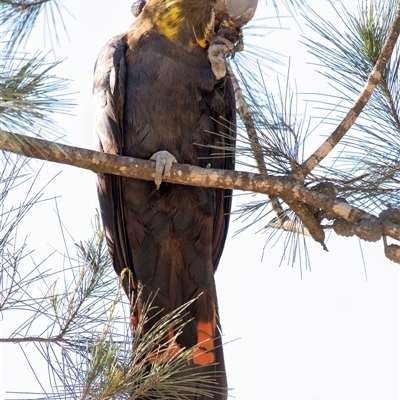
(93, 0, 256, 398)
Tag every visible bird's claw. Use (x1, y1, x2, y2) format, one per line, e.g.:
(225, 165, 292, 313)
(150, 150, 177, 189)
(211, 35, 236, 56)
(208, 27, 244, 80)
(208, 36, 235, 81)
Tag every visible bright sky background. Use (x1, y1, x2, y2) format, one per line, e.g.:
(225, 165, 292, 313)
(1, 1, 399, 399)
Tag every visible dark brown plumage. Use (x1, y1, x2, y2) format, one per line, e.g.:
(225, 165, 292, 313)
(93, 0, 236, 398)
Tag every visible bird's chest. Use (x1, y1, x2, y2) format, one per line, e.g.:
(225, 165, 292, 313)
(123, 35, 219, 165)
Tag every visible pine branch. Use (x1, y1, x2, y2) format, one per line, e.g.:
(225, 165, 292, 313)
(1, 213, 228, 399)
(229, 65, 323, 241)
(0, 54, 74, 143)
(294, 2, 400, 180)
(1, 130, 400, 256)
(1, 0, 67, 52)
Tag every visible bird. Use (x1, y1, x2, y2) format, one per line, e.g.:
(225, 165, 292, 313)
(92, 0, 254, 397)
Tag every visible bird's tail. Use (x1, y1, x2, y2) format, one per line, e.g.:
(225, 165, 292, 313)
(133, 301, 227, 399)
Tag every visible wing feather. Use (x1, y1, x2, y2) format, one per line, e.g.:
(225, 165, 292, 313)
(93, 34, 133, 288)
(211, 74, 236, 269)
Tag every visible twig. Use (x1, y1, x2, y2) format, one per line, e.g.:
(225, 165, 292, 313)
(266, 217, 311, 236)
(283, 196, 327, 249)
(0, 336, 63, 343)
(227, 63, 287, 222)
(294, 3, 400, 181)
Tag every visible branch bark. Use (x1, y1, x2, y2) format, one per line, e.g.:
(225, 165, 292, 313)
(1, 130, 400, 245)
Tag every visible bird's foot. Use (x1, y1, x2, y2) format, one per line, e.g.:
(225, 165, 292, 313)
(208, 35, 235, 80)
(208, 24, 244, 80)
(150, 150, 177, 189)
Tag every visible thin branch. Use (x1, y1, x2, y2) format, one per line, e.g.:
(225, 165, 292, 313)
(294, 3, 400, 181)
(228, 65, 268, 175)
(1, 131, 400, 246)
(229, 62, 326, 243)
(266, 217, 310, 236)
(283, 196, 327, 249)
(228, 63, 287, 222)
(0, 336, 63, 343)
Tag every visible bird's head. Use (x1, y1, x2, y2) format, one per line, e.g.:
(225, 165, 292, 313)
(132, 0, 257, 51)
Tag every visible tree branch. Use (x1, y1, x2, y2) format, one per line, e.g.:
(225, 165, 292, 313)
(294, 3, 400, 181)
(1, 130, 400, 248)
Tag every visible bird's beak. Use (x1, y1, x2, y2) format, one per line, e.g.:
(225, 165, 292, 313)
(215, 0, 258, 28)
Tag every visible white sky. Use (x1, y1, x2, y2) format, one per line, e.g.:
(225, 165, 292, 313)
(1, 1, 399, 399)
